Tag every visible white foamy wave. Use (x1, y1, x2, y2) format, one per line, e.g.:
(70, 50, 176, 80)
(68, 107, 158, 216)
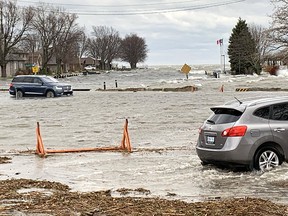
(188, 76, 207, 81)
(159, 79, 182, 84)
(246, 77, 265, 83)
(189, 70, 207, 75)
(277, 69, 288, 77)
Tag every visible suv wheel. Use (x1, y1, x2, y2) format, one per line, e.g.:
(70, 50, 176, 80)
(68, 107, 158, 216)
(16, 90, 24, 98)
(46, 90, 55, 98)
(201, 160, 209, 166)
(254, 146, 282, 171)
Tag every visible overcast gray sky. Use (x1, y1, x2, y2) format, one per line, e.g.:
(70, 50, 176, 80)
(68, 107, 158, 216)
(19, 0, 273, 66)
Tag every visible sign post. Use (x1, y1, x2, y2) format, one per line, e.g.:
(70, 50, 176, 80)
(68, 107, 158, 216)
(180, 63, 191, 79)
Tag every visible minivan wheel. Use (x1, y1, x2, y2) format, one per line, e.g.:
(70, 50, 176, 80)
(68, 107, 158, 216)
(254, 146, 282, 171)
(46, 90, 55, 98)
(16, 90, 24, 98)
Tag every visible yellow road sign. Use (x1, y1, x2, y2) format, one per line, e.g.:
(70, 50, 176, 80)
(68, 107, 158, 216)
(32, 65, 39, 73)
(180, 64, 191, 74)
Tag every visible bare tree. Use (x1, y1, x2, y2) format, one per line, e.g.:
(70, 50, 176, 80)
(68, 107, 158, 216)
(86, 37, 97, 67)
(87, 26, 121, 70)
(78, 30, 88, 58)
(53, 13, 82, 74)
(32, 4, 68, 73)
(77, 30, 88, 70)
(120, 33, 148, 69)
(268, 0, 288, 56)
(106, 30, 121, 69)
(249, 24, 271, 65)
(0, 0, 34, 77)
(61, 29, 85, 73)
(19, 33, 41, 64)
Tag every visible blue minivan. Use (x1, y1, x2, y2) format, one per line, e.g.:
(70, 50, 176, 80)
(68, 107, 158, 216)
(9, 75, 73, 98)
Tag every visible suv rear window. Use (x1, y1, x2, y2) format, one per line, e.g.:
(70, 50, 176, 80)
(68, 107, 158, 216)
(208, 108, 242, 124)
(253, 106, 270, 119)
(22, 77, 34, 83)
(271, 103, 288, 121)
(12, 77, 24, 82)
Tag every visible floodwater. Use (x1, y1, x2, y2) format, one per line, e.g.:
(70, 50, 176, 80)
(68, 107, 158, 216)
(1, 65, 288, 204)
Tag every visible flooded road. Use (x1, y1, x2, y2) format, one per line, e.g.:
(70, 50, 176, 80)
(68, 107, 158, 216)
(1, 66, 288, 204)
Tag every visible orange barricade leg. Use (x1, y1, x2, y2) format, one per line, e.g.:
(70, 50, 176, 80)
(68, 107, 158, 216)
(120, 120, 127, 150)
(120, 119, 132, 152)
(220, 84, 224, 92)
(36, 122, 46, 156)
(125, 120, 132, 152)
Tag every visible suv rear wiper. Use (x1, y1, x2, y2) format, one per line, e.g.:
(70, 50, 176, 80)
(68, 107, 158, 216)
(207, 119, 215, 124)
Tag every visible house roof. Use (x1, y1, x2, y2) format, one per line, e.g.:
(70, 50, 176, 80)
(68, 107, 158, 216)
(81, 57, 99, 65)
(6, 53, 27, 61)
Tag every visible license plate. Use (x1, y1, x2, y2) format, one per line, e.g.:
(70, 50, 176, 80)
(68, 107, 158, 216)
(206, 136, 215, 144)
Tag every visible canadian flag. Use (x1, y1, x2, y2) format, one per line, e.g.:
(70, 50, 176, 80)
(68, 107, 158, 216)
(217, 39, 223, 45)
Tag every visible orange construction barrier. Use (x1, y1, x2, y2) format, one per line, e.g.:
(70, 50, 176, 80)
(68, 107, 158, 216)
(36, 119, 132, 156)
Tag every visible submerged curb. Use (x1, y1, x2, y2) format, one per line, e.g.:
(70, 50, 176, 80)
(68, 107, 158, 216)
(97, 85, 198, 92)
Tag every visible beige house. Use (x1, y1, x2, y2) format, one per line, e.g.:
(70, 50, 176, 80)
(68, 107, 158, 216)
(4, 50, 29, 77)
(81, 57, 100, 69)
(2, 50, 100, 77)
(45, 55, 81, 73)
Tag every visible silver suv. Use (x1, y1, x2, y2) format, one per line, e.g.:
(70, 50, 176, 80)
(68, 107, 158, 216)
(196, 96, 288, 171)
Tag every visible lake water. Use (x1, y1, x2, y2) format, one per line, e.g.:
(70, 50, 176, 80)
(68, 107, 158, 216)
(1, 65, 288, 203)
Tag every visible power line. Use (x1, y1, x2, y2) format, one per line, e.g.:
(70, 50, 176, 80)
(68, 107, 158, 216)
(18, 0, 246, 15)
(18, 0, 206, 8)
(72, 0, 246, 15)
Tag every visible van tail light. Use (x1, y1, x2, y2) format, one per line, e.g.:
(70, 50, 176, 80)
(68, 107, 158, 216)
(221, 126, 247, 137)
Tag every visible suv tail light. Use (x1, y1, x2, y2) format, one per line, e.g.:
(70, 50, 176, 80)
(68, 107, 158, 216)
(221, 126, 247, 137)
(198, 127, 202, 134)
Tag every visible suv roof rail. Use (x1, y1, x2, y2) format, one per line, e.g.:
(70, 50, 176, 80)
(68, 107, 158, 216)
(225, 96, 288, 107)
(248, 96, 288, 106)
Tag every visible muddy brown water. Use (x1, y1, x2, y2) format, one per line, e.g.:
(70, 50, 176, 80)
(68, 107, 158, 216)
(1, 67, 288, 203)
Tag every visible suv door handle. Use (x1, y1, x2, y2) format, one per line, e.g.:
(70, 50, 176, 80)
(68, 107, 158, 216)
(274, 128, 286, 132)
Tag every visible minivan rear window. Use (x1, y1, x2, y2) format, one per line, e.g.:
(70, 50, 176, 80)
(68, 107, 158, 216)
(208, 108, 242, 124)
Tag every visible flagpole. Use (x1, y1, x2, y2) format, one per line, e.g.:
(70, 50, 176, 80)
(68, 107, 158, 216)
(220, 39, 223, 73)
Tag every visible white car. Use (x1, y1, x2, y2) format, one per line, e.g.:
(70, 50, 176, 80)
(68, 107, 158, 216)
(84, 65, 96, 70)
